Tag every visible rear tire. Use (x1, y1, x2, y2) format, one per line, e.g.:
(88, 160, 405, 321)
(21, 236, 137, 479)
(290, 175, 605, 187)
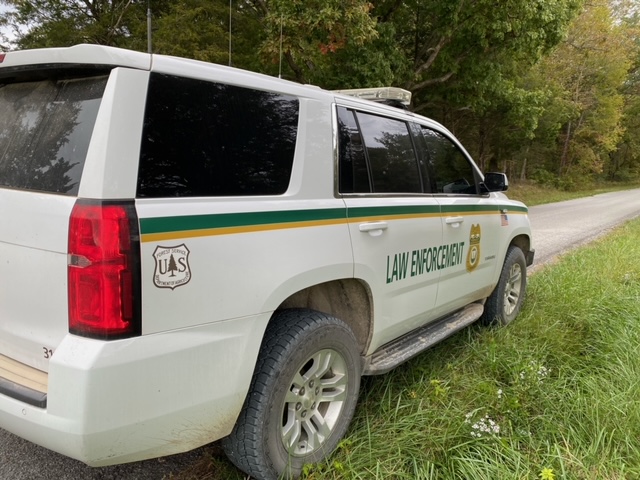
(481, 246, 527, 326)
(222, 309, 361, 480)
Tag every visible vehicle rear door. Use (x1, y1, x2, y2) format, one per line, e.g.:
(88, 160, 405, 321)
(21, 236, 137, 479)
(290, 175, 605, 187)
(337, 106, 444, 352)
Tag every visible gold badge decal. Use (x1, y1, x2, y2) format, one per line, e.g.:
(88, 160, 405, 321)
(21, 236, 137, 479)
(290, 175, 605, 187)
(466, 224, 481, 272)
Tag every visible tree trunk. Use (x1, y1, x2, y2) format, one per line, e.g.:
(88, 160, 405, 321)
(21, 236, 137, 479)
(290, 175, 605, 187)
(560, 121, 572, 174)
(478, 122, 486, 172)
(520, 157, 527, 181)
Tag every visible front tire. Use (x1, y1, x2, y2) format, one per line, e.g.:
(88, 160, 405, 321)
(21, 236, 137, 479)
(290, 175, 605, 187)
(481, 246, 527, 326)
(223, 309, 361, 480)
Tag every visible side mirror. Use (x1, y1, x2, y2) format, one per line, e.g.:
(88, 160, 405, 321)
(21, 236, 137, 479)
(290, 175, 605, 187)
(483, 172, 509, 192)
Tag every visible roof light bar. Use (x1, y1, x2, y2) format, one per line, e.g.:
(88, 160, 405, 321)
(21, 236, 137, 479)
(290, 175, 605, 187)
(333, 87, 412, 106)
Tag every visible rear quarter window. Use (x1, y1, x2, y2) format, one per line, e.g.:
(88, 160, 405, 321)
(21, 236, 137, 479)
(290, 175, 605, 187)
(137, 73, 299, 198)
(0, 75, 108, 195)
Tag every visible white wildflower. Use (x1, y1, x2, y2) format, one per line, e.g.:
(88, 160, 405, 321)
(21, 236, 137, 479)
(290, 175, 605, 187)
(468, 414, 501, 438)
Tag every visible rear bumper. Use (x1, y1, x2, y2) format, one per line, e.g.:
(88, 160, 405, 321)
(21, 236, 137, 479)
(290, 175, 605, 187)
(0, 314, 267, 466)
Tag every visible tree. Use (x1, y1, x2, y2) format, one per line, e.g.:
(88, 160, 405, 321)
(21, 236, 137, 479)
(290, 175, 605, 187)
(529, 0, 634, 186)
(167, 254, 178, 277)
(0, 0, 174, 50)
(246, 0, 379, 83)
(372, 0, 583, 106)
(151, 0, 258, 68)
(336, 0, 584, 174)
(607, 0, 640, 181)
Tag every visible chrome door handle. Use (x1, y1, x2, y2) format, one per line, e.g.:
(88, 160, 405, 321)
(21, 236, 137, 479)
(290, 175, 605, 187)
(359, 221, 388, 236)
(445, 216, 464, 227)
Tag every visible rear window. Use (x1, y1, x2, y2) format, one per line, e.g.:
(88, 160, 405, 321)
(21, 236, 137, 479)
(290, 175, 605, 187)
(137, 73, 299, 197)
(0, 75, 108, 195)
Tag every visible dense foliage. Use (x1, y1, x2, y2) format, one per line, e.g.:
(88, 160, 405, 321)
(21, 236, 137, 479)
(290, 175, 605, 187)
(1, 0, 639, 187)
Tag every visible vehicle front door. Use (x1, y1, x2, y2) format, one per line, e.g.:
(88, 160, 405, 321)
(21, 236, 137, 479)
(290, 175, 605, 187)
(416, 126, 502, 318)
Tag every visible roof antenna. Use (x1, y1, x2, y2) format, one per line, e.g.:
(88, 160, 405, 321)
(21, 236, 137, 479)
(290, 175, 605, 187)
(147, 0, 152, 54)
(228, 0, 232, 66)
(278, 15, 283, 78)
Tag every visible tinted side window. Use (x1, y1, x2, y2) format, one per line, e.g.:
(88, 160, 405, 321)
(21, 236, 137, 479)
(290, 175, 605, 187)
(337, 107, 370, 193)
(421, 128, 478, 195)
(355, 112, 422, 194)
(138, 74, 299, 197)
(0, 75, 108, 195)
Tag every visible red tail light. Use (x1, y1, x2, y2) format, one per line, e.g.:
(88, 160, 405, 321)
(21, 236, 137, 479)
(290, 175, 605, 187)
(68, 200, 141, 339)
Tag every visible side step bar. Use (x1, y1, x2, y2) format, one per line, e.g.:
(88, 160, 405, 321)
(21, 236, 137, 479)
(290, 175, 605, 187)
(362, 303, 484, 375)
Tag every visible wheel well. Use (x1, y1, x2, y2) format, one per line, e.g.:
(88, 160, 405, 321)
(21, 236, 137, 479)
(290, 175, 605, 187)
(510, 234, 531, 256)
(277, 279, 373, 355)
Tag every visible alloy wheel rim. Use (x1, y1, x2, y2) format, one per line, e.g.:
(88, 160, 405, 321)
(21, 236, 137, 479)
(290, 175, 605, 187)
(281, 348, 348, 457)
(503, 263, 522, 316)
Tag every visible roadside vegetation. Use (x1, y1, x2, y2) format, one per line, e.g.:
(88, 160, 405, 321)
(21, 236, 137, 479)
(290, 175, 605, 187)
(169, 216, 640, 479)
(507, 181, 640, 207)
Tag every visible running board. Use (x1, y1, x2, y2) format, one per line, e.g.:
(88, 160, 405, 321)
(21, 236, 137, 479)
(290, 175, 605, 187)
(362, 303, 484, 375)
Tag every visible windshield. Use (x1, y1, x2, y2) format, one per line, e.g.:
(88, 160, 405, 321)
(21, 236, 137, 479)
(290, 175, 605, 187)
(0, 75, 108, 195)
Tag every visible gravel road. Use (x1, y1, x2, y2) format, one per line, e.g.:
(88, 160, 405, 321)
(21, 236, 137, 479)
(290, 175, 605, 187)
(2, 188, 640, 479)
(0, 432, 211, 479)
(528, 188, 640, 269)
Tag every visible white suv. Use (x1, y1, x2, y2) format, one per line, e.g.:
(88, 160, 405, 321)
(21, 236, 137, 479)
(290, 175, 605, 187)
(0, 45, 534, 480)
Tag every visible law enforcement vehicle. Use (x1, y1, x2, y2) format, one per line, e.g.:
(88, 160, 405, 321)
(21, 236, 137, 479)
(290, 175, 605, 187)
(0, 45, 534, 480)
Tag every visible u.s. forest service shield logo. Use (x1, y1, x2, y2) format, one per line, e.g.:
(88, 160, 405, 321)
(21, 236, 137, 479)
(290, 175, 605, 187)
(152, 244, 191, 290)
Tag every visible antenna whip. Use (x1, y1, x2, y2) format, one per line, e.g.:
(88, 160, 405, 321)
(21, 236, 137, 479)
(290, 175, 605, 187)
(278, 16, 283, 78)
(147, 0, 152, 53)
(228, 0, 232, 66)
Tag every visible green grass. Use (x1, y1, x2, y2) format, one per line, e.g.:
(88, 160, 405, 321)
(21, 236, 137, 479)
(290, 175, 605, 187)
(507, 181, 640, 207)
(171, 217, 640, 480)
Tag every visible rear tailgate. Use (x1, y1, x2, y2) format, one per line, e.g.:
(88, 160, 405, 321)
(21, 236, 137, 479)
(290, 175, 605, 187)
(0, 66, 110, 403)
(0, 190, 73, 370)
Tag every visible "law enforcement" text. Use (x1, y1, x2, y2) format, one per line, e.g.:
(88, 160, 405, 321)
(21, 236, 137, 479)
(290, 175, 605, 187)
(386, 242, 465, 284)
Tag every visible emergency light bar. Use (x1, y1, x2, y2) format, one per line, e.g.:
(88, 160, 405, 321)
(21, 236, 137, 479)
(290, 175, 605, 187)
(333, 87, 412, 106)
